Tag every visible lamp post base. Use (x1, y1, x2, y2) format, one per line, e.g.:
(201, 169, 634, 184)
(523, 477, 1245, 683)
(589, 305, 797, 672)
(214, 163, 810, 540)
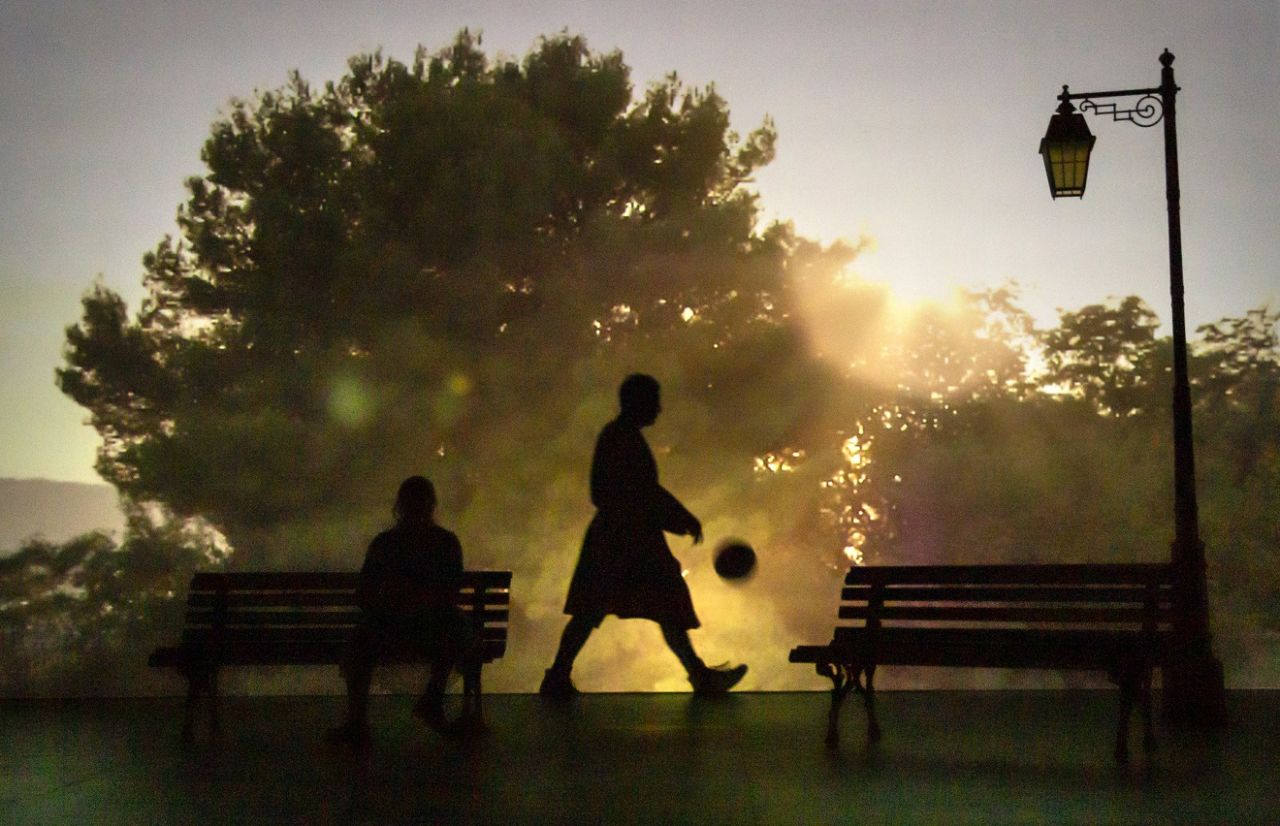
(1162, 652, 1228, 729)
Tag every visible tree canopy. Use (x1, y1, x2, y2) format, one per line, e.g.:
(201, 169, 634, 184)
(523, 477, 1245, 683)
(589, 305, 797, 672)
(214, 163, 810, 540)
(58, 32, 832, 562)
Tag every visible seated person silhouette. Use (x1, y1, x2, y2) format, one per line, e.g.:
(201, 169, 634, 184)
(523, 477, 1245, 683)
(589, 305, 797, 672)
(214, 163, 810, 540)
(328, 476, 480, 746)
(541, 374, 747, 697)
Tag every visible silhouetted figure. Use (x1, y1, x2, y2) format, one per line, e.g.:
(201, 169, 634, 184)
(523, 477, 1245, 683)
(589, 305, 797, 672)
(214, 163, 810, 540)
(541, 374, 747, 696)
(328, 476, 480, 747)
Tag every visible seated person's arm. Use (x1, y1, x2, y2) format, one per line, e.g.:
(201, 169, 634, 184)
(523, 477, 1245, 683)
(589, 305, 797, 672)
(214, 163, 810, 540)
(356, 542, 386, 613)
(408, 535, 463, 611)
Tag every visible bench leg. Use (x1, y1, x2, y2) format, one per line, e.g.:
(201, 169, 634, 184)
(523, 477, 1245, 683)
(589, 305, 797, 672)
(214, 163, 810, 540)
(1114, 671, 1137, 764)
(816, 662, 857, 747)
(181, 667, 200, 742)
(1140, 669, 1156, 752)
(1113, 667, 1160, 762)
(463, 664, 483, 723)
(180, 662, 218, 741)
(861, 665, 881, 743)
(208, 666, 221, 736)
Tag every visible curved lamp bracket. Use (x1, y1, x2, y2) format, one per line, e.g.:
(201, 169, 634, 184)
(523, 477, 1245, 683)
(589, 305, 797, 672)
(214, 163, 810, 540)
(1077, 94, 1164, 128)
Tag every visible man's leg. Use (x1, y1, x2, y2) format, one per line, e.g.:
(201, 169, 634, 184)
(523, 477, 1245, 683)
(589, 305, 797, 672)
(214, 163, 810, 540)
(328, 625, 377, 745)
(413, 614, 469, 733)
(420, 614, 463, 703)
(659, 623, 705, 675)
(541, 614, 599, 696)
(413, 657, 454, 733)
(660, 622, 748, 695)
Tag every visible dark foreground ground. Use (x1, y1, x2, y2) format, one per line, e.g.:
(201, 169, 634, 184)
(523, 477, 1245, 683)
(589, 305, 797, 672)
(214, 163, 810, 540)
(2, 691, 1276, 825)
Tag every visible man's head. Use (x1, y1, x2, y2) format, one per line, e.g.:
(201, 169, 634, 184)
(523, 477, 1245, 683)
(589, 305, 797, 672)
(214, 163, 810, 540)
(394, 475, 436, 522)
(619, 373, 661, 426)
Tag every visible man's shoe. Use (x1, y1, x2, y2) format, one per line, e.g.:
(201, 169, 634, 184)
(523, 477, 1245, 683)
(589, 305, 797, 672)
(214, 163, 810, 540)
(690, 663, 748, 695)
(539, 668, 580, 699)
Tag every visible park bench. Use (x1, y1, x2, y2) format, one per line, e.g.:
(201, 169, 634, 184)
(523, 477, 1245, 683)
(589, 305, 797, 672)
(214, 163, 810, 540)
(149, 570, 511, 740)
(789, 563, 1173, 762)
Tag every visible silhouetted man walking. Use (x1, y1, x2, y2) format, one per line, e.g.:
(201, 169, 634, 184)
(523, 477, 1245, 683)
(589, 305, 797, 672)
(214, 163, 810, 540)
(541, 374, 747, 696)
(328, 476, 480, 746)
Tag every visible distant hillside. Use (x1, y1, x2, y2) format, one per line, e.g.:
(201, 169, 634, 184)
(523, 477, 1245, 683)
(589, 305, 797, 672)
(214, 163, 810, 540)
(0, 478, 125, 553)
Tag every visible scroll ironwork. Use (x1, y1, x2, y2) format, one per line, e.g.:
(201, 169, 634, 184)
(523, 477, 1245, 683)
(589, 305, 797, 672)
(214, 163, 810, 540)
(1078, 94, 1164, 127)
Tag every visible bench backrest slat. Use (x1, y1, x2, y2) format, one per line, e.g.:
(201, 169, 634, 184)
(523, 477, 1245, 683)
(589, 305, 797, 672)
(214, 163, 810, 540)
(187, 591, 510, 609)
(838, 605, 1174, 625)
(844, 563, 1168, 586)
(178, 570, 511, 658)
(841, 585, 1171, 603)
(183, 607, 511, 627)
(182, 627, 511, 644)
(185, 609, 363, 627)
(189, 570, 512, 591)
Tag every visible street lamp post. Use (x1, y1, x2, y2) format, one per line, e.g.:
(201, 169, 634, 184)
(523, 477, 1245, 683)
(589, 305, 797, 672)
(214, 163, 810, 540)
(1038, 50, 1227, 727)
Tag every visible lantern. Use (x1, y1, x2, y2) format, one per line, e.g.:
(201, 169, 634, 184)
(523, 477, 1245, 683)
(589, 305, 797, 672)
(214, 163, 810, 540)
(1039, 92, 1096, 198)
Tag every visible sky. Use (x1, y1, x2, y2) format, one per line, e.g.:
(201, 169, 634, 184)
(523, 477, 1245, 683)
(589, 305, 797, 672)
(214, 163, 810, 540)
(1, 0, 1277, 484)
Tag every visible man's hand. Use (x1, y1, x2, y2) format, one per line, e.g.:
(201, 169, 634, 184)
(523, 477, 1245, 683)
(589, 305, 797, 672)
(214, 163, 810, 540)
(688, 517, 703, 545)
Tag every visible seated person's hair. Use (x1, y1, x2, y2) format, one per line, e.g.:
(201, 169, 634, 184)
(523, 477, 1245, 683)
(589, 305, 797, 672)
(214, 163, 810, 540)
(394, 476, 436, 521)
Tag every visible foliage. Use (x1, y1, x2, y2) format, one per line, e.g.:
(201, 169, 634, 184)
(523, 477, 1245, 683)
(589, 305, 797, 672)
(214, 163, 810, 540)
(0, 506, 226, 695)
(1193, 307, 1280, 660)
(1041, 296, 1162, 416)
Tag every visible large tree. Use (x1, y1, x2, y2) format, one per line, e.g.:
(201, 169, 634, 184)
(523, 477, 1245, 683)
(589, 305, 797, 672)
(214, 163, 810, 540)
(59, 32, 841, 561)
(58, 32, 859, 688)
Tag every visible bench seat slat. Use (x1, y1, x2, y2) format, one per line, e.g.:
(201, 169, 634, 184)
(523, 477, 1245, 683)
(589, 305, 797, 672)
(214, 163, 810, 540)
(828, 626, 1169, 670)
(788, 645, 833, 665)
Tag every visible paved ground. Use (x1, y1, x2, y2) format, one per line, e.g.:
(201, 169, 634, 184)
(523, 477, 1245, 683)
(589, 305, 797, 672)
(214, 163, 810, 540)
(2, 691, 1275, 825)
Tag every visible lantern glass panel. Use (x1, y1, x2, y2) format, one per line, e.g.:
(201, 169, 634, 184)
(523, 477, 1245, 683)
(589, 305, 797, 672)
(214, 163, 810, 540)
(1040, 133, 1094, 198)
(1054, 140, 1090, 195)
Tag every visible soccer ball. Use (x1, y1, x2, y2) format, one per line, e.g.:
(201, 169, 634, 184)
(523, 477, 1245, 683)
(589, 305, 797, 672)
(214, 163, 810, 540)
(713, 540, 757, 580)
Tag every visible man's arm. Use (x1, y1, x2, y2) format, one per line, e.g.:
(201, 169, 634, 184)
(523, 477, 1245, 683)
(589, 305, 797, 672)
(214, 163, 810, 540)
(657, 486, 702, 543)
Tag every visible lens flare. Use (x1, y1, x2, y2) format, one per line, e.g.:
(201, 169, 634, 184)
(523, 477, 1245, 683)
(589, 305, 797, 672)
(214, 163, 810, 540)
(328, 375, 373, 427)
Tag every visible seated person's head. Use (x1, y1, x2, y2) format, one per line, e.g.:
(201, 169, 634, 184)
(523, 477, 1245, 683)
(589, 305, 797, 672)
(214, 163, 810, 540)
(394, 475, 436, 523)
(619, 373, 661, 425)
